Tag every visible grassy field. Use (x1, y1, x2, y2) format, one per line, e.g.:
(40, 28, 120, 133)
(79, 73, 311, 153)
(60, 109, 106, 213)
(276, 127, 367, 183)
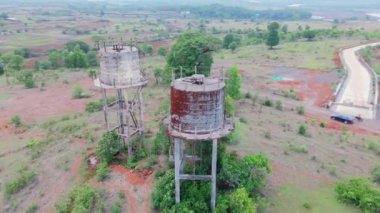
(267, 185, 360, 213)
(218, 39, 362, 70)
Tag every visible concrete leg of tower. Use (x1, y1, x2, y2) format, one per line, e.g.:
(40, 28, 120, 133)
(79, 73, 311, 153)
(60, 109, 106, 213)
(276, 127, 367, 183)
(211, 139, 217, 212)
(174, 138, 182, 203)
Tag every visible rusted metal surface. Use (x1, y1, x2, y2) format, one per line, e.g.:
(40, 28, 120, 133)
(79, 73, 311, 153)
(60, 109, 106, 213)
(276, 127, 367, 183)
(170, 75, 226, 135)
(98, 46, 146, 88)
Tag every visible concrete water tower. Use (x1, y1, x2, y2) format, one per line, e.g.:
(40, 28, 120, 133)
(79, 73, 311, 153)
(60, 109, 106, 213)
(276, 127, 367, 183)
(94, 44, 147, 158)
(168, 74, 233, 211)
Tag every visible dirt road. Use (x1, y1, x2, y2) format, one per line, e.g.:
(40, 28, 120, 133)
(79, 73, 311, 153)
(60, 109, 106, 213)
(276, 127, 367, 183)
(334, 42, 380, 119)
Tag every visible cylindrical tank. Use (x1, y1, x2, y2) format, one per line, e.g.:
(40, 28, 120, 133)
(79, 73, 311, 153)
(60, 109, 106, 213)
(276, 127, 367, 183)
(99, 46, 145, 87)
(170, 75, 225, 135)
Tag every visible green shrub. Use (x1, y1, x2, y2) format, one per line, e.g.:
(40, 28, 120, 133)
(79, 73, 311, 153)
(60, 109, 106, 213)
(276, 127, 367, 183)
(336, 178, 380, 212)
(245, 92, 252, 99)
(372, 165, 380, 183)
(96, 131, 120, 164)
(111, 201, 122, 213)
(5, 168, 36, 197)
(152, 170, 175, 211)
(25, 204, 38, 213)
(368, 141, 380, 155)
(320, 122, 326, 128)
(296, 106, 304, 115)
(95, 162, 110, 181)
(85, 100, 103, 113)
(264, 131, 271, 139)
(275, 100, 283, 110)
(262, 97, 272, 107)
(303, 202, 311, 209)
(72, 84, 90, 99)
(152, 126, 170, 155)
(10, 115, 22, 127)
(225, 95, 235, 117)
(298, 124, 307, 136)
(287, 142, 308, 153)
(55, 185, 99, 213)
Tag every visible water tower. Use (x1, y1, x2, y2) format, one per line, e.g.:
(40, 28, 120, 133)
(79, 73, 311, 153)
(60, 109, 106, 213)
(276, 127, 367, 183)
(168, 74, 233, 211)
(94, 44, 147, 158)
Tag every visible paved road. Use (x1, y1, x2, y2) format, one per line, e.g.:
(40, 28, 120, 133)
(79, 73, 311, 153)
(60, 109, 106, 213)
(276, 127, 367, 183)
(334, 42, 380, 119)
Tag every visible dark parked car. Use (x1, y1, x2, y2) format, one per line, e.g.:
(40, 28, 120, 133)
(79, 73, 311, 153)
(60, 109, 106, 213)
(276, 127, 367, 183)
(330, 114, 354, 124)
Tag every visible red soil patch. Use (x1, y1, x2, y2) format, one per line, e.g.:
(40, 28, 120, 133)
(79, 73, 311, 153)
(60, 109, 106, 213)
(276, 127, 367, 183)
(110, 164, 153, 185)
(273, 69, 337, 107)
(333, 51, 343, 68)
(150, 40, 170, 51)
(0, 78, 100, 122)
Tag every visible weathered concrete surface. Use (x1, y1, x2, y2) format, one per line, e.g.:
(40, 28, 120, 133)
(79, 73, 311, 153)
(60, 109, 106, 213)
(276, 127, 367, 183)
(334, 42, 380, 119)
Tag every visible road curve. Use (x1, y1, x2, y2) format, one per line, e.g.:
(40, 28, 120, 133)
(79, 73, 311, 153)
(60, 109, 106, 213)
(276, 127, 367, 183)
(334, 42, 380, 119)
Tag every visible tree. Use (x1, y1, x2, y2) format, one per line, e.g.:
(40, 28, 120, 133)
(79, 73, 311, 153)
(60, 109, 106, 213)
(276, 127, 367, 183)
(266, 22, 280, 49)
(65, 45, 89, 68)
(144, 44, 153, 56)
(166, 31, 221, 77)
(14, 48, 32, 58)
(153, 67, 163, 85)
(281, 24, 288, 34)
(87, 51, 98, 67)
(228, 42, 238, 52)
(1, 54, 26, 71)
(48, 49, 63, 69)
(64, 40, 90, 53)
(303, 29, 317, 41)
(226, 65, 241, 100)
(228, 188, 256, 213)
(96, 131, 120, 164)
(157, 46, 167, 56)
(223, 34, 241, 50)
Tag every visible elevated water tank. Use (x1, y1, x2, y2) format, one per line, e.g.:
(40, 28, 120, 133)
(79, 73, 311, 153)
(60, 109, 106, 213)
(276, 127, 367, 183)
(170, 75, 226, 135)
(98, 45, 146, 88)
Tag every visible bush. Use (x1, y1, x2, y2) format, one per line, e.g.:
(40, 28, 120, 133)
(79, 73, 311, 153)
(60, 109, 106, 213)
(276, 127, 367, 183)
(287, 142, 308, 153)
(372, 165, 380, 183)
(225, 95, 235, 117)
(85, 100, 103, 113)
(10, 115, 22, 127)
(275, 100, 282, 110)
(152, 170, 175, 211)
(152, 126, 170, 155)
(5, 168, 36, 197)
(336, 178, 380, 212)
(298, 124, 307, 136)
(72, 85, 90, 99)
(368, 141, 380, 155)
(218, 153, 271, 193)
(320, 122, 326, 128)
(95, 162, 110, 181)
(55, 185, 99, 213)
(296, 106, 304, 115)
(25, 204, 38, 213)
(96, 131, 120, 164)
(262, 97, 272, 107)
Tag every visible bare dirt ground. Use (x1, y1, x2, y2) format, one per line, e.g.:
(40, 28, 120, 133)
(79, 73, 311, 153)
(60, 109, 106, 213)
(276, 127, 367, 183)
(0, 73, 99, 122)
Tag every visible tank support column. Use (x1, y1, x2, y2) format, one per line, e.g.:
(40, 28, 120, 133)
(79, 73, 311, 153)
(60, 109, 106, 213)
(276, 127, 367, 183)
(211, 139, 217, 212)
(174, 138, 183, 203)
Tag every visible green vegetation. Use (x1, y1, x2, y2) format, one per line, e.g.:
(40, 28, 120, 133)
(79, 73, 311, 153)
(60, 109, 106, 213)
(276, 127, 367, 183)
(152, 125, 170, 155)
(10, 115, 22, 127)
(296, 106, 304, 115)
(72, 85, 90, 99)
(157, 46, 167, 56)
(368, 141, 380, 155)
(298, 124, 307, 136)
(372, 165, 380, 183)
(5, 167, 36, 197)
(262, 97, 273, 107)
(286, 142, 308, 154)
(95, 162, 110, 181)
(55, 185, 101, 213)
(96, 131, 120, 164)
(166, 31, 221, 78)
(336, 178, 380, 213)
(216, 188, 256, 213)
(275, 100, 283, 111)
(14, 48, 32, 58)
(174, 4, 311, 20)
(266, 22, 280, 49)
(225, 95, 236, 117)
(226, 65, 241, 100)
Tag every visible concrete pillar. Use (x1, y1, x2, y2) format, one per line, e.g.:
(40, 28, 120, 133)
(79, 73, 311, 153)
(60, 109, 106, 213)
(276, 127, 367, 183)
(211, 139, 217, 211)
(174, 138, 181, 203)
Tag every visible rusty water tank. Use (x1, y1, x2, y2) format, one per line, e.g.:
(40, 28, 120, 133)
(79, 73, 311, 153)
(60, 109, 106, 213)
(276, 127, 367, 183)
(98, 46, 145, 88)
(170, 75, 225, 135)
